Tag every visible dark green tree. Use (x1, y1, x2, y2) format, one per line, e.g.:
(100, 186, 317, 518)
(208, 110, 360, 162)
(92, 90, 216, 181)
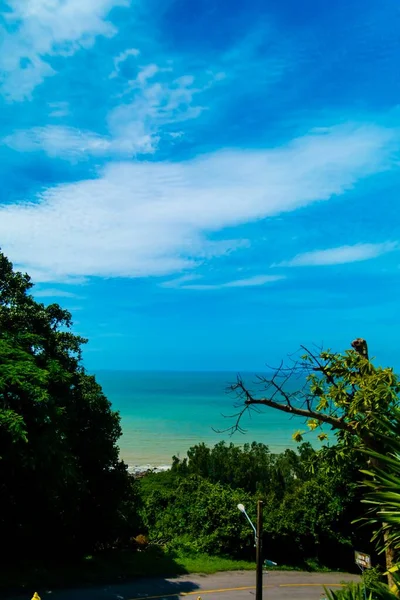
(0, 251, 132, 562)
(172, 441, 275, 494)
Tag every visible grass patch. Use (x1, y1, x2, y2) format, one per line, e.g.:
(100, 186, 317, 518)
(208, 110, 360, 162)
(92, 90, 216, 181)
(0, 548, 343, 594)
(0, 549, 257, 594)
(174, 553, 255, 574)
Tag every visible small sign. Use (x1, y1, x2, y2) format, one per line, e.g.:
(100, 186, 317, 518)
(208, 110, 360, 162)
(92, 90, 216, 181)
(355, 551, 371, 569)
(264, 559, 277, 567)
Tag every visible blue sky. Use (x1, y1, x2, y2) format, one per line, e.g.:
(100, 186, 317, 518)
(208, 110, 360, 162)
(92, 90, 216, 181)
(1, 0, 400, 371)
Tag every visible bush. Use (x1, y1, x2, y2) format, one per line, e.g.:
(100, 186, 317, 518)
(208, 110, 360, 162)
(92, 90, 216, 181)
(363, 567, 385, 592)
(135, 438, 375, 570)
(137, 473, 255, 558)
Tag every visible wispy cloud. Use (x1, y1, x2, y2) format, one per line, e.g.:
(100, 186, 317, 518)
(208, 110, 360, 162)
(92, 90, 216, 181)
(0, 123, 396, 283)
(106, 59, 215, 154)
(109, 47, 140, 79)
(181, 274, 285, 291)
(4, 56, 218, 157)
(0, 0, 129, 101)
(161, 273, 283, 290)
(160, 274, 202, 288)
(33, 288, 82, 298)
(48, 102, 70, 118)
(279, 242, 398, 267)
(4, 126, 112, 159)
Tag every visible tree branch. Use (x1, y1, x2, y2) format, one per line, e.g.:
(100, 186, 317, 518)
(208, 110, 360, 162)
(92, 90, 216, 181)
(232, 379, 354, 435)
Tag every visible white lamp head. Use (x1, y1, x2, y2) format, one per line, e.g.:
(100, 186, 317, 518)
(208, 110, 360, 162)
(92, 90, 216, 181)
(237, 503, 245, 513)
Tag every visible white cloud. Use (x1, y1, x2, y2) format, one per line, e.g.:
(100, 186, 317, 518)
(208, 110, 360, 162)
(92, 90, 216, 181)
(0, 123, 397, 283)
(48, 101, 70, 117)
(160, 274, 202, 288)
(4, 126, 112, 158)
(106, 61, 210, 154)
(0, 0, 128, 100)
(182, 274, 285, 291)
(17, 265, 88, 285)
(223, 275, 284, 287)
(109, 47, 140, 78)
(4, 57, 212, 156)
(33, 288, 81, 298)
(279, 242, 398, 267)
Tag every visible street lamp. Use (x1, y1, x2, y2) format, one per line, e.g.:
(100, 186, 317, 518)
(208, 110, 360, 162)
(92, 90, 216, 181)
(237, 503, 257, 540)
(238, 501, 264, 600)
(238, 502, 277, 600)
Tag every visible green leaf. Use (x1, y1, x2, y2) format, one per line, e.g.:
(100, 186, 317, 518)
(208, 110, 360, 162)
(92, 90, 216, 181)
(292, 430, 304, 443)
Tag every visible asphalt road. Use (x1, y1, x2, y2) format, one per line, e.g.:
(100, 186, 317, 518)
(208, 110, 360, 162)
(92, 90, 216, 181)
(14, 570, 361, 600)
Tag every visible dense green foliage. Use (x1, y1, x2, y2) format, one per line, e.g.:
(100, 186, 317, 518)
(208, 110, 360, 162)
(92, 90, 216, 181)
(136, 440, 374, 570)
(0, 252, 134, 561)
(300, 344, 400, 448)
(171, 441, 310, 495)
(325, 573, 400, 600)
(235, 340, 400, 578)
(138, 471, 254, 557)
(326, 412, 400, 598)
(325, 581, 398, 600)
(360, 409, 400, 560)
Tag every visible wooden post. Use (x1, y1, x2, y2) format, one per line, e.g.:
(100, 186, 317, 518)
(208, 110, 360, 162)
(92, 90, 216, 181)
(256, 500, 263, 600)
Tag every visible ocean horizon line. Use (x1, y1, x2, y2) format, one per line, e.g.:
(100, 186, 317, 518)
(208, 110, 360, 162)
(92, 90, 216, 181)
(93, 368, 273, 375)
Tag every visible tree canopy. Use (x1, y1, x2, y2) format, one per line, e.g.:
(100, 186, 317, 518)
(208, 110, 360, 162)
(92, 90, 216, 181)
(230, 340, 400, 452)
(229, 341, 400, 577)
(0, 251, 132, 561)
(140, 439, 372, 570)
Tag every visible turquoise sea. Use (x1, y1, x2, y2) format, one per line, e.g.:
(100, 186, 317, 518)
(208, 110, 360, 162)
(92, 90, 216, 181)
(96, 370, 306, 469)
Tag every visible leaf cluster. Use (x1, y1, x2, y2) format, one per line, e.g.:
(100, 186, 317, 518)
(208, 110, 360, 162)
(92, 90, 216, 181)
(0, 251, 133, 562)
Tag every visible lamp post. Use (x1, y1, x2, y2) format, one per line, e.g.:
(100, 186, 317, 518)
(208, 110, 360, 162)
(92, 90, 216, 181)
(238, 501, 264, 600)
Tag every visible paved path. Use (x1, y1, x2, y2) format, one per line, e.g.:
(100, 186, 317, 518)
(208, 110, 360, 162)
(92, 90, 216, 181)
(14, 570, 360, 600)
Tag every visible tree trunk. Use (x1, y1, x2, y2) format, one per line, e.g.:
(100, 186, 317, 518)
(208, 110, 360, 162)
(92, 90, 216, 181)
(369, 455, 396, 588)
(384, 531, 396, 589)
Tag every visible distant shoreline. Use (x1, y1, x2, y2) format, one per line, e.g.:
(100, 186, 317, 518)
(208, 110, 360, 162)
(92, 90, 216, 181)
(127, 464, 171, 477)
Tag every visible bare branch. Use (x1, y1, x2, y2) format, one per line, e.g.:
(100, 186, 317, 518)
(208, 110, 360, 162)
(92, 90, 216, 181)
(223, 341, 382, 441)
(213, 403, 251, 435)
(233, 378, 354, 435)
